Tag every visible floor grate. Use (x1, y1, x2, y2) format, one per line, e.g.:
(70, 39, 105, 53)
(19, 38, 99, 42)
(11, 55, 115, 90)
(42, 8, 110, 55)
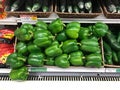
(0, 75, 120, 81)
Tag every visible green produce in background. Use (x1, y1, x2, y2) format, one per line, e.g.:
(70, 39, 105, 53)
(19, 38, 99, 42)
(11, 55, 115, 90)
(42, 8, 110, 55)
(105, 31, 120, 51)
(25, 0, 33, 12)
(45, 41, 62, 57)
(42, 0, 49, 12)
(10, 0, 24, 11)
(28, 53, 44, 67)
(56, 31, 68, 42)
(62, 40, 79, 53)
(27, 43, 41, 53)
(14, 24, 34, 41)
(103, 41, 113, 65)
(55, 54, 70, 68)
(48, 18, 64, 34)
(85, 53, 102, 68)
(69, 51, 84, 66)
(32, 0, 42, 12)
(6, 53, 26, 69)
(9, 66, 29, 80)
(66, 22, 80, 39)
(80, 38, 100, 53)
(60, 0, 66, 13)
(112, 51, 119, 64)
(16, 42, 27, 55)
(79, 27, 91, 40)
(35, 20, 48, 30)
(93, 22, 108, 38)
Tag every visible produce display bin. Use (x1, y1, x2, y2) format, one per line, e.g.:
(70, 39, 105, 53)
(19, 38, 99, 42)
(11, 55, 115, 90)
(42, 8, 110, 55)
(55, 0, 103, 18)
(5, 0, 53, 18)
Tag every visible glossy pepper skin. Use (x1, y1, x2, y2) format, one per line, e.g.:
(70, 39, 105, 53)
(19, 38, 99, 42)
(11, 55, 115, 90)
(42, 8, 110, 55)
(79, 27, 91, 40)
(33, 30, 52, 48)
(9, 66, 29, 80)
(62, 40, 79, 53)
(6, 53, 26, 69)
(56, 31, 68, 42)
(66, 22, 80, 39)
(28, 53, 44, 67)
(85, 53, 102, 68)
(48, 18, 64, 34)
(45, 41, 62, 57)
(45, 58, 55, 66)
(35, 20, 48, 30)
(69, 51, 84, 66)
(27, 43, 41, 53)
(14, 24, 34, 41)
(80, 38, 100, 53)
(93, 22, 108, 38)
(55, 54, 70, 68)
(16, 42, 27, 55)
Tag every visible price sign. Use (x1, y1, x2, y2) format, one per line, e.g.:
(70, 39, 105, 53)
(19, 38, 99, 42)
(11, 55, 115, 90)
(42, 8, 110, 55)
(20, 15, 38, 24)
(29, 67, 47, 72)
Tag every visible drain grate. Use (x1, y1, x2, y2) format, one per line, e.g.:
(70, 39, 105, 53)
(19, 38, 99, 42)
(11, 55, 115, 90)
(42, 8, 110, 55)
(0, 75, 120, 81)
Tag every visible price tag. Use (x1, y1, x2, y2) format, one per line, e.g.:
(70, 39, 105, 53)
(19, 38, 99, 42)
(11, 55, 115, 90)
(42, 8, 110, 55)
(20, 15, 38, 24)
(116, 68, 120, 73)
(30, 67, 47, 72)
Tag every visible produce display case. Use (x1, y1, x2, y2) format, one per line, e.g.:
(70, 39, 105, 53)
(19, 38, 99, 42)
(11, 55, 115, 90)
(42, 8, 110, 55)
(0, 0, 120, 83)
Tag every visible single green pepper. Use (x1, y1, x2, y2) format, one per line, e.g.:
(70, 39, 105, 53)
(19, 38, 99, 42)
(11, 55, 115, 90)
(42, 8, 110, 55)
(10, 66, 29, 80)
(80, 39, 100, 53)
(55, 54, 70, 68)
(35, 20, 48, 30)
(27, 43, 41, 53)
(16, 42, 27, 55)
(14, 24, 34, 41)
(79, 27, 91, 40)
(93, 22, 108, 38)
(62, 40, 79, 53)
(45, 58, 55, 66)
(85, 53, 102, 68)
(69, 51, 84, 66)
(56, 31, 68, 42)
(45, 43, 62, 57)
(6, 53, 26, 69)
(48, 18, 64, 34)
(28, 53, 44, 67)
(66, 21, 80, 29)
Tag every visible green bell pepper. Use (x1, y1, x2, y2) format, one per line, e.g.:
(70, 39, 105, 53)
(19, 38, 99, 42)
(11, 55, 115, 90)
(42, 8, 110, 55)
(45, 42, 62, 57)
(56, 31, 68, 42)
(79, 27, 91, 40)
(48, 18, 64, 34)
(14, 24, 34, 41)
(80, 39, 100, 53)
(55, 54, 70, 68)
(93, 22, 108, 38)
(6, 53, 26, 69)
(45, 57, 55, 66)
(62, 40, 79, 53)
(16, 42, 27, 55)
(10, 66, 29, 80)
(66, 22, 80, 39)
(28, 53, 44, 67)
(85, 53, 102, 68)
(35, 20, 48, 30)
(33, 30, 52, 48)
(69, 51, 84, 66)
(27, 43, 41, 53)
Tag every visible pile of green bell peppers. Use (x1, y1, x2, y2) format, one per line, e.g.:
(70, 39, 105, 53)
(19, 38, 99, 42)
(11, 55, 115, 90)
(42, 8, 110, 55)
(6, 18, 109, 80)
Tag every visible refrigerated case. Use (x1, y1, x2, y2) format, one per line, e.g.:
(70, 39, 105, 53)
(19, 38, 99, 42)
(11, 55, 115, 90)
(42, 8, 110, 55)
(0, 13, 120, 82)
